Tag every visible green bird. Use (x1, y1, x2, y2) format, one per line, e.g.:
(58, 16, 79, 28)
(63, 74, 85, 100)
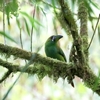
(45, 35, 74, 87)
(45, 35, 66, 62)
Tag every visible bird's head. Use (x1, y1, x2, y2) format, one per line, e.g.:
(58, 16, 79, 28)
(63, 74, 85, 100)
(45, 35, 63, 45)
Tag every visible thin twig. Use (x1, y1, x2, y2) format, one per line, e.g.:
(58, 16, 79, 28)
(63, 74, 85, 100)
(3, 0, 6, 44)
(19, 27, 27, 63)
(30, 7, 35, 52)
(20, 28, 23, 49)
(87, 14, 100, 50)
(42, 0, 60, 9)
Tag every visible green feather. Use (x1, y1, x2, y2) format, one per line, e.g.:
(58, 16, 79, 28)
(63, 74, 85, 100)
(45, 35, 67, 62)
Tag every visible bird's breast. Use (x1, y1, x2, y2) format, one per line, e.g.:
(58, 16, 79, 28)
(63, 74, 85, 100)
(45, 46, 58, 58)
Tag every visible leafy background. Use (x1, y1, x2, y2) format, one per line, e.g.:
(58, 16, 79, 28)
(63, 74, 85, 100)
(0, 0, 100, 100)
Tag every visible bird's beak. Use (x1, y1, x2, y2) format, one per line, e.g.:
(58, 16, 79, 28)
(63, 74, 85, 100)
(55, 35, 63, 40)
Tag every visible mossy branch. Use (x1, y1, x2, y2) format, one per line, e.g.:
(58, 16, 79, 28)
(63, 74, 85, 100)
(58, 0, 86, 67)
(0, 43, 100, 95)
(0, 70, 11, 83)
(57, 0, 100, 95)
(0, 0, 100, 96)
(78, 1, 88, 61)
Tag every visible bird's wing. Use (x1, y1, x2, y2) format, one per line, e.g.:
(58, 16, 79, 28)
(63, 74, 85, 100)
(57, 47, 67, 62)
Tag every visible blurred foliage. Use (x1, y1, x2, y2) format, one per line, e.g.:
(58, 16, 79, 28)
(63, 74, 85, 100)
(0, 0, 18, 25)
(0, 31, 16, 43)
(0, 0, 100, 100)
(98, 24, 100, 43)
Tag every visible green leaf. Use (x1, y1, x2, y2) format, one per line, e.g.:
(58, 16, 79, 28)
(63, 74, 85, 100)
(23, 18, 30, 36)
(89, 0, 100, 9)
(39, 7, 46, 17)
(0, 31, 16, 43)
(5, 0, 19, 25)
(16, 18, 21, 29)
(20, 11, 43, 30)
(71, 0, 76, 6)
(5, 0, 18, 16)
(98, 25, 100, 43)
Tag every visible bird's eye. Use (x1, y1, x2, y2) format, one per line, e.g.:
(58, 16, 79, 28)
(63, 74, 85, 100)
(51, 36, 55, 41)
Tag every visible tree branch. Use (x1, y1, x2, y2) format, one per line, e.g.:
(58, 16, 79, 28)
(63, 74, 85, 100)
(0, 44, 74, 81)
(0, 1, 99, 95)
(0, 70, 11, 83)
(78, 1, 88, 61)
(57, 0, 100, 95)
(0, 43, 100, 95)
